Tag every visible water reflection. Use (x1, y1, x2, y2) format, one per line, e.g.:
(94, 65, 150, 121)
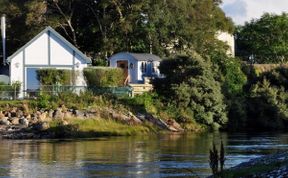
(0, 132, 288, 177)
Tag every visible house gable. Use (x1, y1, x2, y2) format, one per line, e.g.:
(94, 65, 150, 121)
(7, 26, 91, 64)
(25, 31, 49, 65)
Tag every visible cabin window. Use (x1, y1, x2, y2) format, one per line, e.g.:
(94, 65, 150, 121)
(141, 62, 147, 73)
(130, 63, 134, 69)
(151, 62, 155, 73)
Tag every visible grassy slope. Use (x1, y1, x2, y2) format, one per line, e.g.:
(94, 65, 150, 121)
(48, 118, 157, 138)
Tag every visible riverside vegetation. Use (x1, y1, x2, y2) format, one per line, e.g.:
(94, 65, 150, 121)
(2, 62, 288, 139)
(0, 1, 288, 176)
(1, 1, 288, 132)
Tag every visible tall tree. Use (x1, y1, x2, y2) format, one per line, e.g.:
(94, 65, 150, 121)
(0, 0, 234, 61)
(236, 13, 288, 64)
(155, 53, 228, 128)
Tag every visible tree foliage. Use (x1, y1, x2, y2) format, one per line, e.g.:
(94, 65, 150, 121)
(241, 67, 288, 130)
(0, 0, 234, 61)
(236, 13, 288, 63)
(155, 54, 228, 128)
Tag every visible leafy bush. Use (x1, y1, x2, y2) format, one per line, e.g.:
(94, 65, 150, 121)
(36, 69, 72, 85)
(121, 92, 160, 114)
(83, 67, 124, 88)
(0, 81, 21, 99)
(247, 79, 288, 130)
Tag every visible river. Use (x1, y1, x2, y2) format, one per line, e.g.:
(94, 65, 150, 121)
(0, 132, 288, 177)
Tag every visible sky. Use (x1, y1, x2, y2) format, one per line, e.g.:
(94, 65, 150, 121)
(221, 0, 288, 25)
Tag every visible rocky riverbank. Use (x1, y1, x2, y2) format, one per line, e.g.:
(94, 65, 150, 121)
(0, 104, 184, 139)
(219, 152, 288, 177)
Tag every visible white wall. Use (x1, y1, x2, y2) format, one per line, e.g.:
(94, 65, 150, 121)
(10, 52, 24, 98)
(50, 33, 73, 65)
(217, 32, 235, 57)
(25, 32, 49, 65)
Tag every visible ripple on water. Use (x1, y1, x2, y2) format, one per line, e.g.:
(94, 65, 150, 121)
(0, 133, 288, 177)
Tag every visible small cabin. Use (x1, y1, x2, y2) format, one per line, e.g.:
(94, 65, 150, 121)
(7, 26, 91, 98)
(109, 52, 162, 84)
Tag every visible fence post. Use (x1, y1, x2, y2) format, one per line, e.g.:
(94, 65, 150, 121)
(14, 85, 16, 100)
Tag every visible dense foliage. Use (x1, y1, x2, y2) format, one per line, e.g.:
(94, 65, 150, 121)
(0, 0, 233, 61)
(155, 54, 228, 129)
(83, 67, 124, 87)
(36, 69, 72, 85)
(245, 67, 288, 130)
(4, 1, 288, 132)
(236, 13, 288, 63)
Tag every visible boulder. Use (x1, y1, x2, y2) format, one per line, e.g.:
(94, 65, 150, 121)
(136, 113, 146, 121)
(0, 117, 10, 126)
(26, 114, 31, 120)
(33, 122, 50, 131)
(29, 117, 38, 125)
(48, 109, 54, 118)
(166, 119, 184, 132)
(64, 111, 73, 119)
(11, 117, 20, 125)
(111, 112, 129, 122)
(62, 120, 69, 126)
(0, 111, 5, 119)
(19, 118, 29, 127)
(38, 112, 51, 122)
(73, 110, 84, 117)
(128, 112, 142, 124)
(53, 108, 64, 120)
(16, 110, 24, 118)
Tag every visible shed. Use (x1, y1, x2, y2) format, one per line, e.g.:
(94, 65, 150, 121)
(7, 26, 91, 98)
(109, 52, 162, 84)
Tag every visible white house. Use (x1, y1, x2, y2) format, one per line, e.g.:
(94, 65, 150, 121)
(109, 52, 162, 84)
(216, 32, 235, 57)
(7, 26, 91, 98)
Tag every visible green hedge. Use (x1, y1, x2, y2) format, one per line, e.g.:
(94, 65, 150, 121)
(0, 81, 21, 99)
(36, 69, 72, 85)
(83, 67, 124, 87)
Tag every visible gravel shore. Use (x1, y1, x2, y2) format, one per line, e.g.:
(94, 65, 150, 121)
(224, 152, 288, 178)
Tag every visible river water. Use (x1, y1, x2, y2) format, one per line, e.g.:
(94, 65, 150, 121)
(0, 132, 288, 178)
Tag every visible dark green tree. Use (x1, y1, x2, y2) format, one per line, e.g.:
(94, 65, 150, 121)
(155, 53, 228, 129)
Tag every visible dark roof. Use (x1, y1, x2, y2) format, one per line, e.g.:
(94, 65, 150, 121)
(7, 26, 91, 63)
(129, 53, 162, 61)
(109, 52, 162, 62)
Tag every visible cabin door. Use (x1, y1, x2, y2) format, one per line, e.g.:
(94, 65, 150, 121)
(117, 60, 129, 84)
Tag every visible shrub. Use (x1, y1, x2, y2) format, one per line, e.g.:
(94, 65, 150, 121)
(0, 81, 21, 99)
(36, 69, 72, 85)
(247, 79, 288, 130)
(121, 92, 160, 114)
(83, 67, 124, 88)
